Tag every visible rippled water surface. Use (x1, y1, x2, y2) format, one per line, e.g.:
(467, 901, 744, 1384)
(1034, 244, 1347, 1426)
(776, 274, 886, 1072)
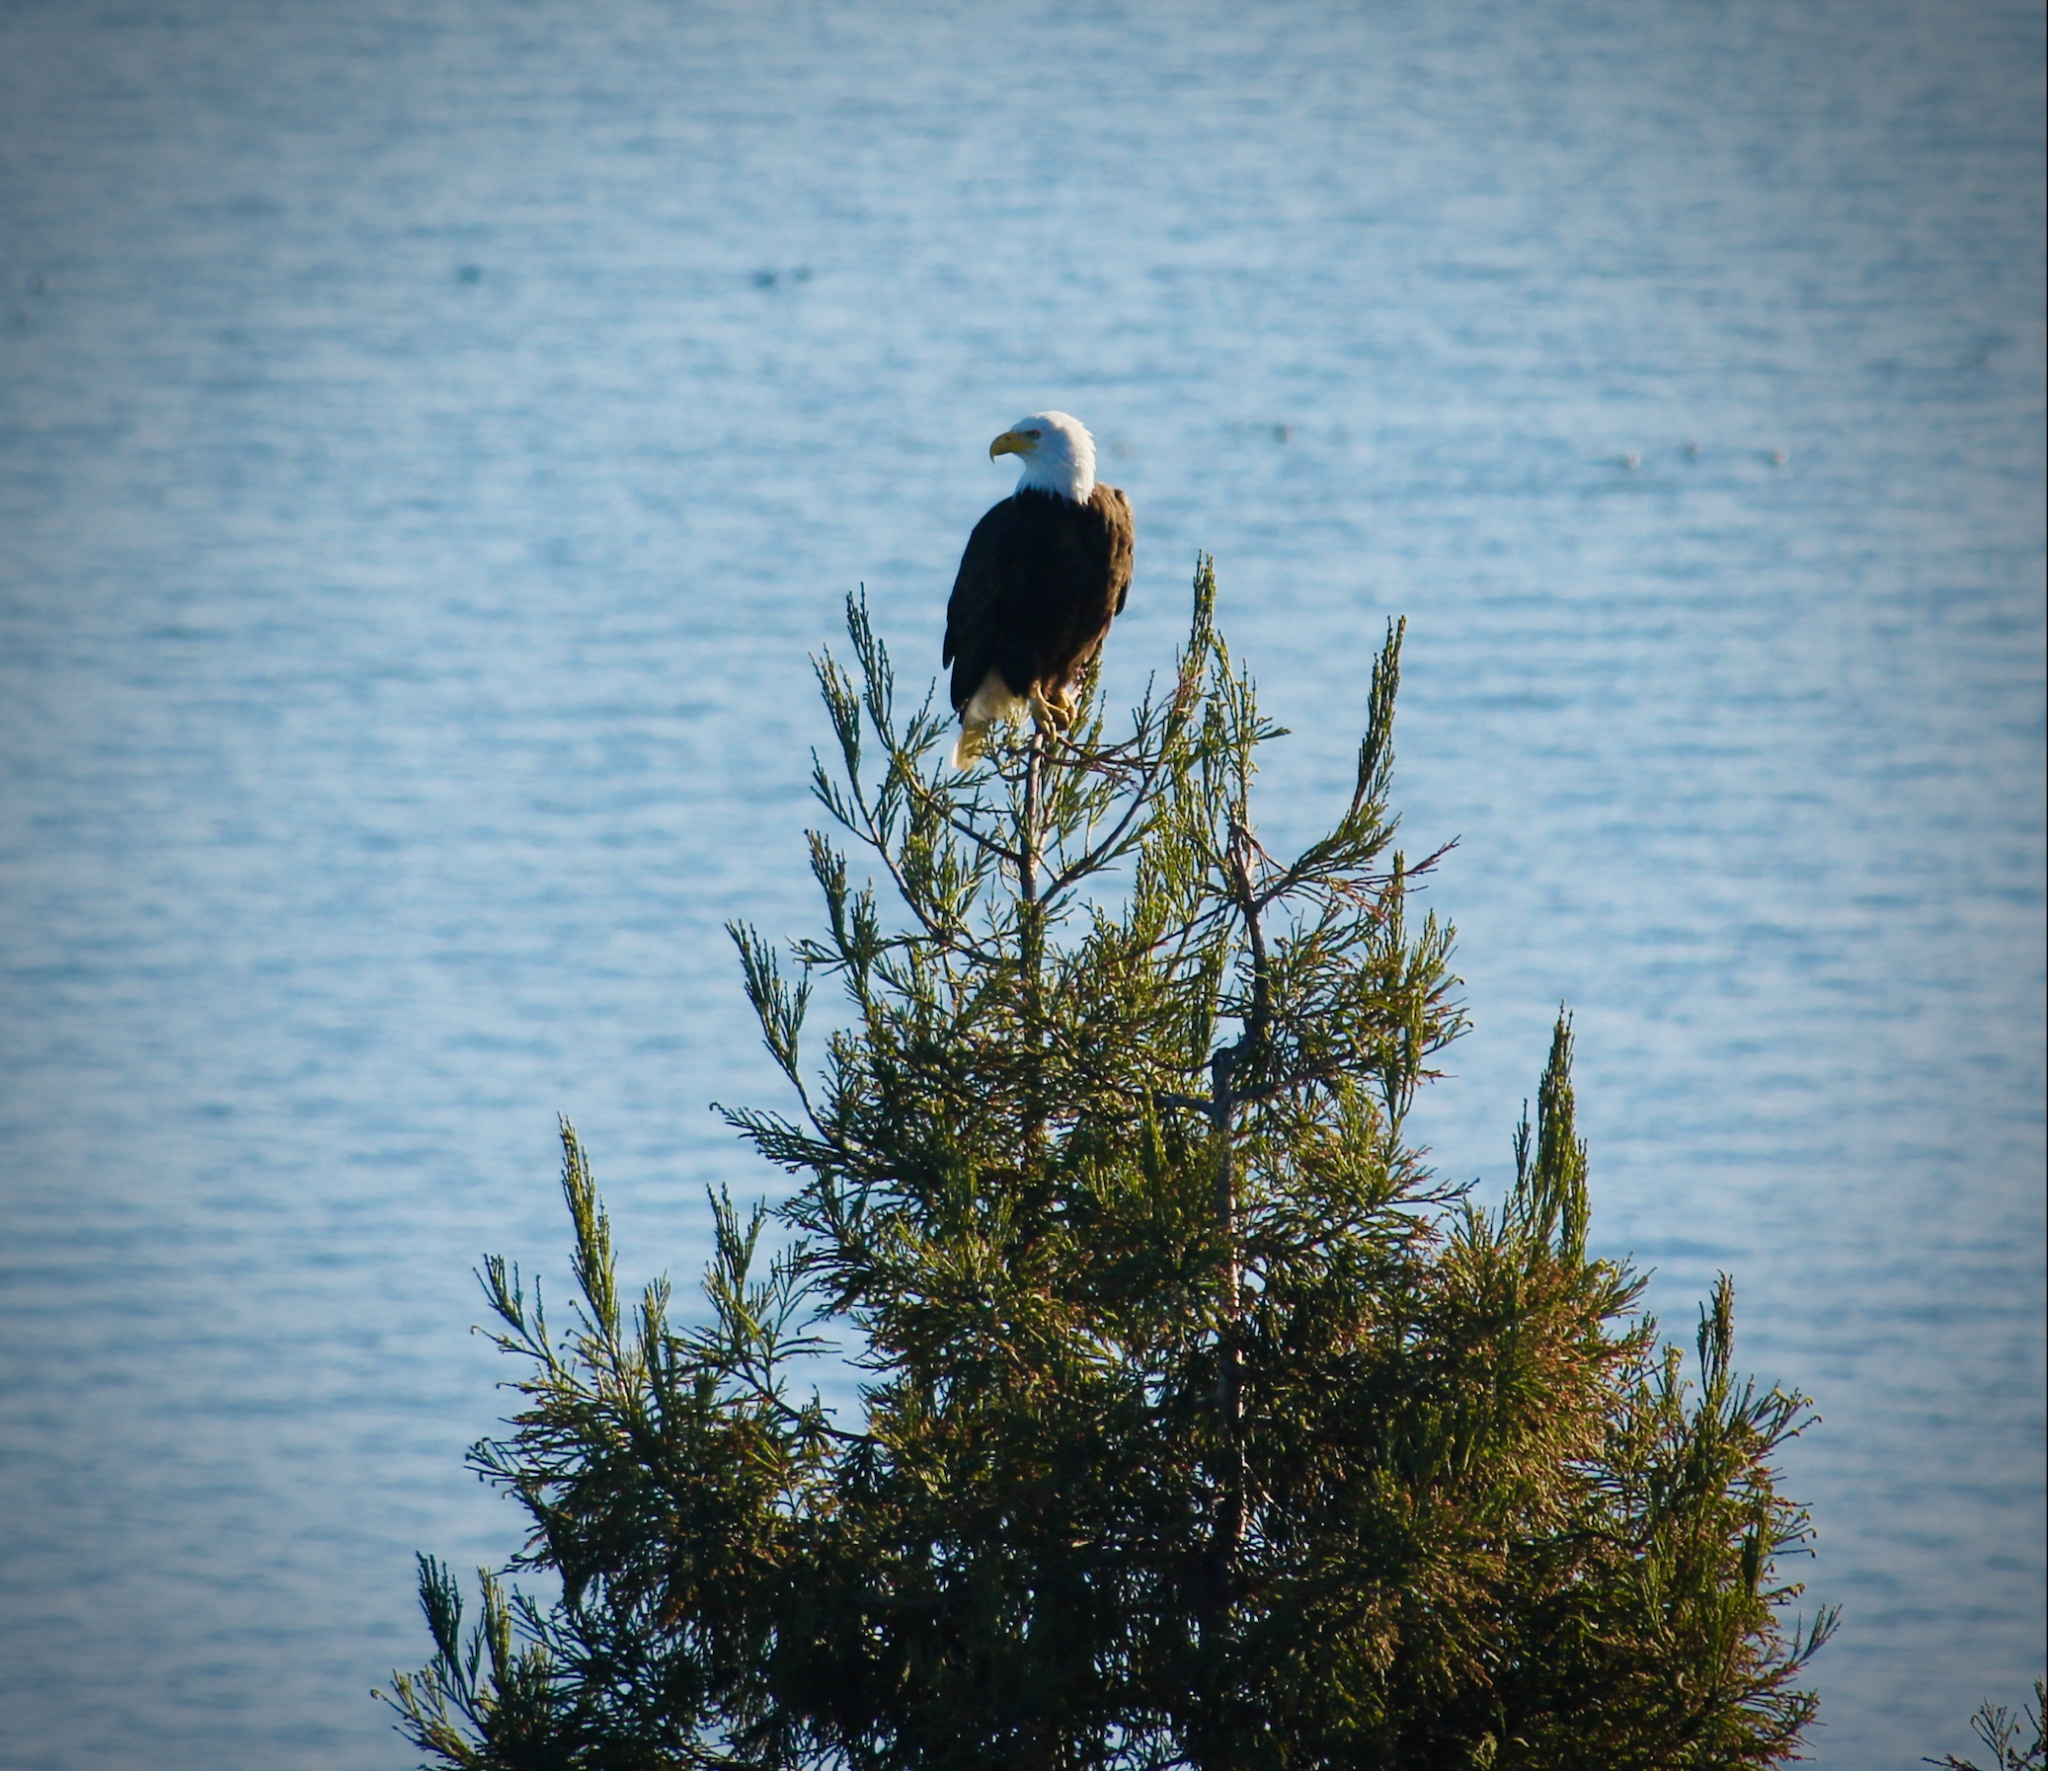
(1, 2, 2042, 1765)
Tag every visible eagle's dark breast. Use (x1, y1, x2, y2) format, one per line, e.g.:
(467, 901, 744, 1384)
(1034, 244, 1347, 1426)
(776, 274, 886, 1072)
(944, 484, 1136, 716)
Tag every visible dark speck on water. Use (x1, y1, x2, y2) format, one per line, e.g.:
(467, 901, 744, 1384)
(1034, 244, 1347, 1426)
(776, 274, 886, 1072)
(0, 2, 2039, 1768)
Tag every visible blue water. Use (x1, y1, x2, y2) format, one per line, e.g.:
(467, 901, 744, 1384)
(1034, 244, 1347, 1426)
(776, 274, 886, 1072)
(0, 2, 2040, 1765)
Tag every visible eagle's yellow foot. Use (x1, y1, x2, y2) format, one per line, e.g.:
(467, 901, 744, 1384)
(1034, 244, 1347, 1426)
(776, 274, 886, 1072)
(1028, 685, 1079, 735)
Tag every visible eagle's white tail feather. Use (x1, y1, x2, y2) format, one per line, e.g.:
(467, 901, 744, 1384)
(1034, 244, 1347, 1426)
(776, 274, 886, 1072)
(952, 672, 1027, 771)
(950, 721, 988, 770)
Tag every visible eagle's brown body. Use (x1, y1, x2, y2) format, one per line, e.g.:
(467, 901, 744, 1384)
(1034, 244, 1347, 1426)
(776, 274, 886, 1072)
(943, 483, 1135, 732)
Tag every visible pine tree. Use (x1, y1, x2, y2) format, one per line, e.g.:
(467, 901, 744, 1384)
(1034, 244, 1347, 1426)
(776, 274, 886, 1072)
(383, 562, 1834, 1769)
(1926, 1682, 2048, 1771)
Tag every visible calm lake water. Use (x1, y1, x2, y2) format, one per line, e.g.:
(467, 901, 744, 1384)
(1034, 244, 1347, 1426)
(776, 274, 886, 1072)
(1, 2, 2041, 1765)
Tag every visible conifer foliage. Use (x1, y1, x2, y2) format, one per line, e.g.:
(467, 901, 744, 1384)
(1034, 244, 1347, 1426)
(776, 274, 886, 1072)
(385, 563, 1833, 1768)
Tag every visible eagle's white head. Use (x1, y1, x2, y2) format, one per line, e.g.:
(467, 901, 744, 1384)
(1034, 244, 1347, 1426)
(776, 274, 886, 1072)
(989, 411, 1097, 504)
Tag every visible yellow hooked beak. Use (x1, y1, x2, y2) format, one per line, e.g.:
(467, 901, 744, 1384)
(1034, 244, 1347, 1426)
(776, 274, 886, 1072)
(989, 430, 1035, 460)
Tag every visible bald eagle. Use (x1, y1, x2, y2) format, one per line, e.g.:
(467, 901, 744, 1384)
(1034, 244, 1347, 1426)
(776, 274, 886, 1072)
(944, 412, 1135, 768)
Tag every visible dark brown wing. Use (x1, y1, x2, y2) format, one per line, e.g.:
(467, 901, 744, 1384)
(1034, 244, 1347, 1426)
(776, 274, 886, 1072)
(1098, 484, 1135, 618)
(944, 485, 1137, 713)
(1028, 484, 1134, 699)
(945, 497, 1035, 714)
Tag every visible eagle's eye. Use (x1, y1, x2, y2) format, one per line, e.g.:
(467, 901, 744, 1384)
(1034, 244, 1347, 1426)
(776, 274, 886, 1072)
(1025, 428, 1043, 440)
